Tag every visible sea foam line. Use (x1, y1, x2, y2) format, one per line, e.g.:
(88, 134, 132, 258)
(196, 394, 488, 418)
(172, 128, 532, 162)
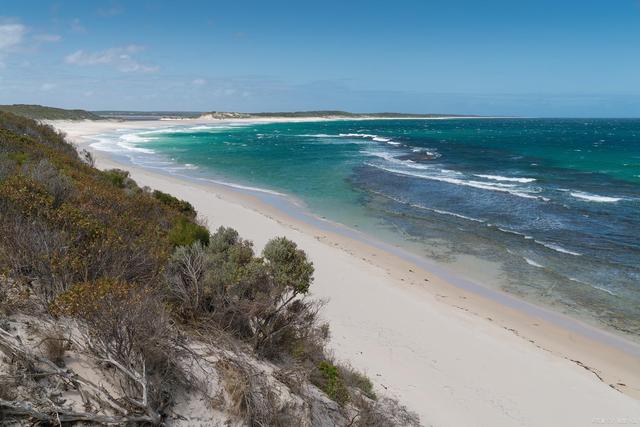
(304, 133, 402, 146)
(475, 174, 537, 183)
(523, 257, 544, 268)
(534, 240, 582, 256)
(368, 189, 486, 223)
(568, 277, 617, 296)
(367, 163, 542, 200)
(570, 191, 622, 203)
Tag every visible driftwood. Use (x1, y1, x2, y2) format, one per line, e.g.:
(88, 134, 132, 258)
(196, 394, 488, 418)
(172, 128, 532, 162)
(0, 325, 161, 425)
(0, 398, 154, 424)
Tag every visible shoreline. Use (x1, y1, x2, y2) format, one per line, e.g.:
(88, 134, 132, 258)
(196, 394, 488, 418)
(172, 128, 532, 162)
(52, 118, 640, 426)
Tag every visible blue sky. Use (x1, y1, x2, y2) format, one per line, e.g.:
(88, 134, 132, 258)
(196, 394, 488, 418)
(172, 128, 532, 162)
(0, 0, 639, 116)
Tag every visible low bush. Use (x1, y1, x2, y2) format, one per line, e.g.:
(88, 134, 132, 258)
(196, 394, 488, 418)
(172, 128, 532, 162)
(217, 358, 294, 427)
(314, 360, 350, 405)
(168, 216, 210, 247)
(351, 395, 421, 427)
(8, 152, 28, 166)
(153, 190, 196, 217)
(51, 278, 186, 415)
(340, 364, 376, 400)
(167, 228, 324, 360)
(24, 158, 75, 206)
(102, 168, 134, 189)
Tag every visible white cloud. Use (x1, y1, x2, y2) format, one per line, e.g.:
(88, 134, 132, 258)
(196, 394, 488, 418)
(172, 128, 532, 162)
(34, 34, 62, 43)
(40, 82, 56, 91)
(0, 22, 26, 67)
(192, 78, 206, 86)
(65, 45, 158, 73)
(0, 23, 26, 51)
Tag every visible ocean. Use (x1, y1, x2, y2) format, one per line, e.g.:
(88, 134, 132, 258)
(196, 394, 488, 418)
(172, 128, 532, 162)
(91, 118, 640, 339)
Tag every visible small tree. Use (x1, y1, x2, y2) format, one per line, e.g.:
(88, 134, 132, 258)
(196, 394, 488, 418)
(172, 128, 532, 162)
(252, 237, 315, 355)
(166, 230, 320, 359)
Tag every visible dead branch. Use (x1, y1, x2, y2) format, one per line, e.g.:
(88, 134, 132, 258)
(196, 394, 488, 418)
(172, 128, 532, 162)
(0, 325, 161, 421)
(0, 398, 154, 425)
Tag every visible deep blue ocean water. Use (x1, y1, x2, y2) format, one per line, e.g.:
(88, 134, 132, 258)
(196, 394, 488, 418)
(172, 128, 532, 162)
(93, 119, 640, 337)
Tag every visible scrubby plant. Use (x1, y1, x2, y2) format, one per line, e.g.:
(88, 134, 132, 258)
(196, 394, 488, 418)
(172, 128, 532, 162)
(167, 228, 324, 360)
(7, 152, 28, 166)
(217, 358, 279, 426)
(102, 168, 133, 189)
(340, 364, 376, 400)
(351, 395, 421, 427)
(153, 189, 196, 217)
(315, 360, 350, 405)
(168, 215, 210, 247)
(51, 278, 186, 418)
(0, 111, 206, 303)
(24, 158, 75, 206)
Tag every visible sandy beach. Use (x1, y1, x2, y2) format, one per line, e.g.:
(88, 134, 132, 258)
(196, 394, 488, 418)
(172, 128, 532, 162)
(52, 118, 640, 427)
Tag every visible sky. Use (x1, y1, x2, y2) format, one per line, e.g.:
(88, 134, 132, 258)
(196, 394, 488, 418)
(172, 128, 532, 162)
(0, 0, 639, 116)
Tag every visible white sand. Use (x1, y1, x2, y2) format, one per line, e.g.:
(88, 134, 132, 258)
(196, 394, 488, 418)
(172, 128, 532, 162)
(52, 119, 640, 427)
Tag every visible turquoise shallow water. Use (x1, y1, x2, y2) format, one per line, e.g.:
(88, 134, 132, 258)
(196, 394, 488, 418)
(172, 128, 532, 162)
(93, 119, 640, 338)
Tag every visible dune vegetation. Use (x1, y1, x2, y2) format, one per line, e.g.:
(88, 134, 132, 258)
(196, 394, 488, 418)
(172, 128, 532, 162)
(0, 104, 102, 121)
(0, 111, 419, 425)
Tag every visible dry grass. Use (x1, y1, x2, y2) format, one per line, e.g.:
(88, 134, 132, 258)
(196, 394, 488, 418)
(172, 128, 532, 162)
(216, 357, 296, 427)
(350, 395, 421, 427)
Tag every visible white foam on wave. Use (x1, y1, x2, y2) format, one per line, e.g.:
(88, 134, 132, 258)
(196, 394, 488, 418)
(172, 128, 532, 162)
(300, 133, 339, 138)
(362, 150, 435, 171)
(138, 125, 233, 135)
(339, 133, 378, 139)
(592, 285, 617, 296)
(367, 163, 542, 200)
(568, 277, 617, 296)
(303, 132, 403, 146)
(411, 147, 442, 158)
(428, 208, 485, 223)
(90, 134, 156, 155)
(367, 189, 486, 223)
(524, 257, 544, 268)
(196, 177, 286, 196)
(475, 174, 536, 183)
(570, 191, 622, 203)
(534, 240, 582, 256)
(340, 133, 401, 145)
(495, 226, 534, 240)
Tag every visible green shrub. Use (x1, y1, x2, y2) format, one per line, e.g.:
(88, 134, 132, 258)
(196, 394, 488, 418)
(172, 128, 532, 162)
(8, 152, 28, 165)
(168, 216, 210, 247)
(341, 365, 376, 400)
(153, 190, 196, 217)
(0, 112, 209, 303)
(262, 237, 314, 294)
(102, 168, 132, 188)
(315, 361, 350, 405)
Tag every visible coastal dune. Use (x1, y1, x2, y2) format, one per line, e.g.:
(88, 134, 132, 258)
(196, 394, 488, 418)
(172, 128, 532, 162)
(55, 119, 640, 427)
